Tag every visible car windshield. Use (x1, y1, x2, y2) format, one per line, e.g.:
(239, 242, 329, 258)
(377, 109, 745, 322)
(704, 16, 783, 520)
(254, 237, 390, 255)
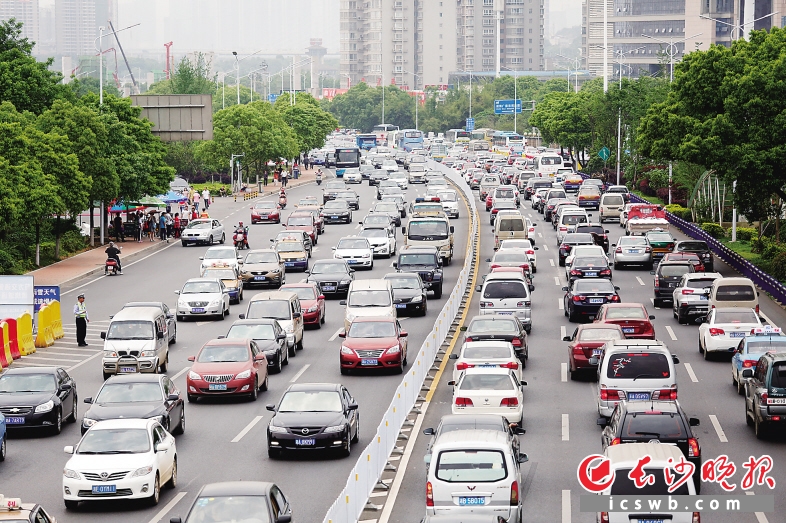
(247, 300, 290, 320)
(495, 189, 515, 198)
(227, 324, 276, 340)
(298, 199, 317, 206)
(288, 216, 312, 226)
(197, 344, 250, 363)
(577, 226, 605, 235)
(285, 287, 317, 302)
(494, 252, 527, 263)
(647, 233, 673, 242)
(78, 428, 150, 454)
(399, 254, 437, 266)
(715, 310, 759, 323)
(618, 237, 648, 246)
(106, 321, 154, 340)
(574, 280, 615, 293)
(204, 249, 235, 259)
(716, 285, 756, 301)
(463, 345, 512, 359)
(611, 468, 689, 495)
(184, 496, 272, 523)
(0, 373, 56, 393)
(483, 281, 527, 299)
(660, 265, 691, 277)
(771, 364, 786, 389)
(677, 241, 708, 252)
(408, 221, 449, 239)
(182, 281, 221, 294)
(603, 195, 624, 205)
(438, 192, 457, 202)
(95, 382, 163, 403)
(574, 257, 607, 267)
(186, 221, 212, 230)
(605, 307, 647, 319)
(255, 202, 277, 209)
(348, 290, 391, 307)
(245, 252, 278, 264)
(562, 214, 588, 225)
(385, 275, 421, 289)
(202, 269, 237, 280)
(578, 328, 622, 341)
(348, 321, 397, 338)
(311, 262, 348, 275)
(326, 182, 345, 190)
(460, 374, 515, 390)
(338, 239, 370, 250)
(359, 229, 387, 238)
(324, 202, 348, 210)
(606, 353, 670, 379)
(364, 216, 390, 226)
(278, 391, 343, 412)
(276, 243, 305, 253)
(468, 319, 518, 333)
(436, 449, 508, 483)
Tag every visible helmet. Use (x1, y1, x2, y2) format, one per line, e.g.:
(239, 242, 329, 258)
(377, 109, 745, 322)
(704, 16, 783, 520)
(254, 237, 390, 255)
(109, 241, 115, 247)
(238, 221, 244, 227)
(77, 293, 85, 299)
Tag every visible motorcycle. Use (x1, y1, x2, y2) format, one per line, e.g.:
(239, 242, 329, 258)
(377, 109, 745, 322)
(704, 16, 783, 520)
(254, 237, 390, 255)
(233, 228, 249, 250)
(316, 172, 323, 186)
(105, 258, 120, 276)
(278, 194, 287, 209)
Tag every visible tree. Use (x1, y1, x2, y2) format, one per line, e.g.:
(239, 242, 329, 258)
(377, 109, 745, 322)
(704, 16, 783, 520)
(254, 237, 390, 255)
(147, 53, 217, 96)
(67, 77, 122, 99)
(274, 92, 337, 154)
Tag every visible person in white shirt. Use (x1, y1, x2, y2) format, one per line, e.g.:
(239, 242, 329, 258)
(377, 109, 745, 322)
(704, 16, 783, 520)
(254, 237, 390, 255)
(202, 189, 210, 210)
(73, 294, 90, 346)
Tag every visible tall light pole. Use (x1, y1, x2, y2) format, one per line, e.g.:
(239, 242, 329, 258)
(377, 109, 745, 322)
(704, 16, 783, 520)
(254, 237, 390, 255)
(557, 54, 582, 92)
(612, 46, 644, 186)
(603, 0, 608, 92)
(403, 70, 421, 130)
(232, 49, 265, 106)
(94, 23, 139, 106)
(699, 12, 777, 41)
(500, 66, 520, 133)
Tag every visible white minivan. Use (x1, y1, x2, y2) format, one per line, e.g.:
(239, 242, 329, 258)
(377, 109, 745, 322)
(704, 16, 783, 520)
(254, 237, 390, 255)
(340, 279, 395, 331)
(101, 307, 170, 379)
(426, 429, 528, 521)
(477, 273, 533, 333)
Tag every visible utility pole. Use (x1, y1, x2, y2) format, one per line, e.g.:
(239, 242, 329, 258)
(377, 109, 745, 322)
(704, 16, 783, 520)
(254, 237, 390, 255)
(603, 0, 608, 93)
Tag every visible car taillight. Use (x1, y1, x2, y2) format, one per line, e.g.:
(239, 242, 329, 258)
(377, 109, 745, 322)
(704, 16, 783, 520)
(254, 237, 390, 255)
(560, 227, 568, 231)
(600, 387, 619, 400)
(600, 512, 610, 523)
(756, 304, 760, 314)
(645, 246, 652, 252)
(610, 437, 621, 446)
(654, 277, 659, 286)
(762, 392, 769, 404)
(692, 512, 700, 523)
(654, 386, 678, 400)
(426, 481, 433, 506)
(492, 209, 499, 214)
(573, 346, 585, 355)
(709, 327, 725, 336)
(455, 397, 474, 406)
(491, 264, 501, 269)
(480, 301, 494, 308)
(572, 295, 586, 302)
(526, 250, 534, 255)
(688, 437, 700, 458)
(611, 295, 620, 302)
(668, 243, 675, 250)
(520, 264, 530, 271)
(570, 270, 582, 276)
(510, 480, 519, 505)
(682, 289, 694, 294)
(511, 337, 522, 347)
(501, 361, 519, 369)
(500, 397, 519, 406)
(600, 269, 611, 276)
(743, 360, 755, 368)
(697, 264, 705, 271)
(465, 336, 473, 342)
(456, 362, 475, 371)
(615, 247, 622, 253)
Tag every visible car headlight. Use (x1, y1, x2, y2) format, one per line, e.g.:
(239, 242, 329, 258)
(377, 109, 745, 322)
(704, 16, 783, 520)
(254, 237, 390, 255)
(386, 344, 401, 355)
(285, 325, 294, 333)
(235, 369, 252, 380)
(188, 371, 201, 381)
(104, 350, 118, 358)
(82, 417, 97, 428)
(63, 468, 81, 480)
(345, 311, 356, 322)
(341, 346, 354, 355)
(361, 253, 370, 258)
(35, 400, 54, 413)
(140, 350, 155, 357)
(178, 300, 188, 308)
(411, 295, 423, 303)
(209, 299, 221, 307)
(131, 466, 154, 477)
(324, 424, 345, 433)
(268, 424, 287, 434)
(297, 257, 307, 261)
(151, 415, 164, 424)
(340, 279, 352, 285)
(307, 306, 318, 313)
(270, 269, 280, 273)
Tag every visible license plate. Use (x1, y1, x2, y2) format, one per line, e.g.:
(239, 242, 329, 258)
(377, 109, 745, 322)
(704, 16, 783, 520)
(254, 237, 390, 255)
(254, 276, 266, 281)
(638, 520, 664, 523)
(628, 392, 651, 400)
(669, 283, 676, 287)
(323, 286, 336, 291)
(92, 485, 116, 494)
(585, 272, 597, 277)
(361, 359, 379, 366)
(589, 298, 604, 304)
(699, 296, 708, 300)
(295, 438, 316, 445)
(622, 327, 635, 333)
(592, 349, 603, 356)
(209, 383, 228, 391)
(626, 249, 641, 254)
(479, 364, 497, 368)
(730, 332, 745, 338)
(768, 398, 786, 405)
(5, 416, 24, 424)
(192, 308, 205, 313)
(348, 260, 358, 264)
(395, 303, 407, 308)
(331, 216, 339, 219)
(497, 312, 513, 315)
(458, 496, 485, 506)
(285, 262, 295, 267)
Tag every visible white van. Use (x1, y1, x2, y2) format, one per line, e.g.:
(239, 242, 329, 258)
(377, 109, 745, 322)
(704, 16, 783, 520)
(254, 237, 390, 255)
(241, 291, 304, 354)
(101, 307, 170, 380)
(533, 153, 563, 178)
(426, 429, 528, 521)
(340, 279, 395, 331)
(599, 193, 625, 223)
(479, 175, 501, 201)
(556, 210, 590, 244)
(707, 277, 759, 314)
(596, 339, 680, 418)
(477, 273, 532, 332)
(493, 215, 528, 249)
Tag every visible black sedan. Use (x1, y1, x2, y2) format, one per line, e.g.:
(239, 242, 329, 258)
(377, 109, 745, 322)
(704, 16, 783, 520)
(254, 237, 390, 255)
(562, 278, 621, 322)
(170, 481, 293, 523)
(81, 374, 185, 435)
(224, 319, 289, 373)
(266, 383, 359, 457)
(558, 233, 596, 266)
(575, 224, 610, 253)
(568, 255, 613, 280)
(674, 240, 714, 272)
(336, 190, 360, 211)
(307, 260, 355, 297)
(460, 314, 529, 359)
(360, 165, 375, 180)
(0, 367, 77, 434)
(321, 200, 353, 224)
(322, 180, 346, 204)
(368, 169, 390, 186)
(384, 272, 428, 316)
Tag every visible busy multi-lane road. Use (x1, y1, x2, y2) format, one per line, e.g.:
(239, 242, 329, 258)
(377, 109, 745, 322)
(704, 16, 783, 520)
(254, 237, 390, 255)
(2, 172, 471, 522)
(384, 178, 786, 523)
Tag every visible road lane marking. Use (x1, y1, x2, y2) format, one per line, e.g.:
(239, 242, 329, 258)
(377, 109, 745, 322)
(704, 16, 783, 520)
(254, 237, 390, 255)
(231, 415, 264, 443)
(390, 261, 396, 267)
(650, 298, 654, 305)
(289, 363, 310, 383)
(684, 363, 699, 383)
(760, 311, 774, 326)
(543, 245, 549, 251)
(147, 491, 188, 523)
(636, 277, 646, 286)
(665, 325, 678, 341)
(561, 363, 568, 383)
(550, 259, 555, 267)
(171, 367, 189, 381)
(66, 351, 102, 372)
(538, 232, 543, 238)
(554, 276, 560, 286)
(329, 328, 343, 341)
(709, 414, 728, 442)
(558, 299, 564, 310)
(299, 278, 307, 283)
(561, 326, 566, 340)
(562, 414, 569, 441)
(355, 224, 361, 229)
(528, 213, 532, 218)
(562, 490, 571, 523)
(196, 321, 211, 326)
(745, 492, 770, 523)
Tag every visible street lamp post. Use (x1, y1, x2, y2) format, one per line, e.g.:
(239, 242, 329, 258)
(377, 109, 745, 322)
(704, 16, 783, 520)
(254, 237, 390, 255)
(231, 153, 245, 193)
(94, 23, 140, 106)
(612, 46, 644, 186)
(403, 70, 421, 130)
(700, 12, 777, 41)
(232, 49, 265, 106)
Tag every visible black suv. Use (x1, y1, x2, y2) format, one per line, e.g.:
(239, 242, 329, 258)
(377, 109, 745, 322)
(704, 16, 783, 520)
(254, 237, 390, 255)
(394, 246, 444, 298)
(743, 352, 786, 439)
(558, 233, 596, 266)
(575, 223, 610, 253)
(674, 240, 714, 272)
(650, 261, 694, 307)
(598, 400, 702, 492)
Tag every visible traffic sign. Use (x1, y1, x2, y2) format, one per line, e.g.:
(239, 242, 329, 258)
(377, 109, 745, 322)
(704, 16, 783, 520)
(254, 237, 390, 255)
(268, 93, 279, 103)
(598, 147, 611, 161)
(494, 99, 523, 114)
(466, 118, 475, 131)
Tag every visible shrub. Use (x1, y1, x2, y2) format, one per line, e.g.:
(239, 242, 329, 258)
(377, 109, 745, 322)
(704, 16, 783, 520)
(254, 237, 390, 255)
(700, 223, 726, 239)
(665, 204, 686, 214)
(655, 188, 669, 201)
(768, 251, 786, 281)
(736, 227, 757, 242)
(761, 240, 786, 261)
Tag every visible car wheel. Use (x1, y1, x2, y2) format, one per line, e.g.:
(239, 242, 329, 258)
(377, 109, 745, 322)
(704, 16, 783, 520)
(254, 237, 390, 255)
(268, 447, 281, 459)
(746, 406, 754, 426)
(351, 418, 360, 443)
(173, 408, 185, 435)
(219, 233, 225, 244)
(148, 473, 160, 506)
(68, 395, 78, 423)
(703, 343, 711, 360)
(272, 350, 283, 374)
(208, 235, 213, 245)
(340, 367, 349, 375)
(653, 298, 663, 308)
(187, 394, 197, 403)
(433, 285, 443, 299)
(250, 378, 258, 401)
(677, 310, 686, 325)
(176, 315, 185, 322)
(64, 500, 78, 510)
(525, 326, 531, 334)
(396, 358, 404, 374)
(159, 354, 168, 373)
(52, 408, 62, 435)
(755, 414, 767, 440)
(0, 436, 6, 462)
(321, 311, 326, 324)
(170, 325, 177, 344)
(296, 337, 304, 351)
(181, 241, 187, 247)
(260, 373, 269, 392)
(288, 342, 296, 357)
(737, 375, 745, 395)
(166, 458, 177, 488)
(343, 432, 352, 457)
(103, 372, 111, 381)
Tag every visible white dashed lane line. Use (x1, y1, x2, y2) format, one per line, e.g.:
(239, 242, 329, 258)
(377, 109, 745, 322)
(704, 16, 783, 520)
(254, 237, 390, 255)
(560, 325, 566, 340)
(558, 299, 564, 310)
(562, 414, 569, 441)
(544, 245, 549, 251)
(684, 362, 699, 383)
(561, 362, 568, 383)
(289, 363, 311, 383)
(231, 416, 264, 443)
(708, 414, 729, 443)
(554, 277, 560, 286)
(170, 367, 189, 381)
(550, 259, 555, 267)
(562, 490, 571, 523)
(636, 276, 646, 286)
(665, 325, 678, 341)
(329, 328, 343, 341)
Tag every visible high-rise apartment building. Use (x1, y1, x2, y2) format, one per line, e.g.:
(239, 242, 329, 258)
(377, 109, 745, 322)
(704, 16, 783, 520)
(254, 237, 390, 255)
(56, 0, 117, 58)
(0, 0, 39, 44)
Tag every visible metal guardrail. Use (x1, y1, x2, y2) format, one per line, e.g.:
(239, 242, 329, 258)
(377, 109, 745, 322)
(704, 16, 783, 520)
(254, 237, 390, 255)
(321, 162, 479, 523)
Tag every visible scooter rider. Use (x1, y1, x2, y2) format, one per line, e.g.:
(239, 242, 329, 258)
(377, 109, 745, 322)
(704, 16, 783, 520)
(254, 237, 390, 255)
(316, 169, 323, 185)
(105, 241, 122, 274)
(235, 221, 250, 249)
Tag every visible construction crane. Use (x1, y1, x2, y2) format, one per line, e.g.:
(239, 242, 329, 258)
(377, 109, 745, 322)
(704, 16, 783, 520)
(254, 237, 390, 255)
(164, 42, 174, 79)
(108, 20, 138, 93)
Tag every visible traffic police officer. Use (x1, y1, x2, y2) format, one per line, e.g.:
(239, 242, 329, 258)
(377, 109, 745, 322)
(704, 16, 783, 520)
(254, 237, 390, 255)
(73, 293, 89, 346)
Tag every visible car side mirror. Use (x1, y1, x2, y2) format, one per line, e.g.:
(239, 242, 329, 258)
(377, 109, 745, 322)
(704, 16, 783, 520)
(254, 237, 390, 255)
(512, 425, 526, 435)
(608, 262, 614, 267)
(742, 369, 754, 379)
(517, 453, 529, 464)
(392, 262, 397, 268)
(64, 445, 74, 454)
(689, 417, 700, 427)
(561, 286, 568, 292)
(239, 314, 246, 319)
(174, 290, 180, 295)
(59, 383, 72, 392)
(614, 286, 620, 291)
(671, 354, 680, 364)
(276, 516, 292, 523)
(402, 227, 407, 234)
(447, 380, 456, 386)
(338, 330, 346, 338)
(347, 403, 359, 411)
(450, 226, 455, 233)
(533, 246, 539, 251)
(168, 393, 180, 401)
(293, 312, 301, 318)
(270, 238, 274, 242)
(589, 356, 599, 366)
(83, 397, 93, 404)
(596, 417, 608, 427)
(649, 315, 656, 320)
(254, 354, 266, 362)
(485, 258, 492, 263)
(156, 442, 172, 452)
(100, 332, 106, 339)
(276, 333, 287, 341)
(339, 300, 347, 305)
(449, 354, 458, 360)
(187, 356, 195, 362)
(520, 380, 527, 387)
(611, 243, 616, 247)
(476, 285, 482, 292)
(170, 518, 182, 523)
(562, 336, 572, 342)
(157, 331, 165, 340)
(649, 271, 656, 275)
(529, 284, 535, 291)
(400, 331, 408, 337)
(423, 427, 435, 436)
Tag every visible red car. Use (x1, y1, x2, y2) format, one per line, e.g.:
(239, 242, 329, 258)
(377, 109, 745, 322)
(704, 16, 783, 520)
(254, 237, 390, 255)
(594, 303, 656, 339)
(251, 201, 281, 224)
(284, 211, 318, 244)
(662, 252, 704, 272)
(485, 194, 493, 211)
(563, 324, 624, 379)
(186, 338, 269, 402)
(281, 282, 325, 328)
(339, 317, 408, 374)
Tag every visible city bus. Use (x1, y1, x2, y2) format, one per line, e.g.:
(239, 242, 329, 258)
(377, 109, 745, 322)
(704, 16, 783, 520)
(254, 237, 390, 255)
(356, 134, 378, 151)
(492, 132, 525, 157)
(471, 128, 495, 143)
(334, 147, 362, 177)
(445, 129, 471, 144)
(430, 143, 449, 161)
(533, 152, 564, 178)
(372, 124, 399, 145)
(397, 129, 425, 151)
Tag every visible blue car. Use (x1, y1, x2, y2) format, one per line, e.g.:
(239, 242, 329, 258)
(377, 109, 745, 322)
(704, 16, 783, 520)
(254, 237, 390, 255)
(731, 326, 786, 394)
(0, 412, 6, 461)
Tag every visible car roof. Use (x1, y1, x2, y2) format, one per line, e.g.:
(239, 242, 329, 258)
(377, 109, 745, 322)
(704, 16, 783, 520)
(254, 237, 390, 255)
(111, 307, 162, 321)
(202, 338, 251, 348)
(230, 318, 279, 327)
(400, 245, 439, 254)
(350, 316, 396, 324)
(1, 366, 59, 375)
(685, 272, 721, 279)
(462, 340, 515, 350)
(287, 382, 342, 392)
(483, 272, 527, 282)
(384, 272, 420, 279)
(247, 291, 298, 302)
(620, 400, 681, 414)
(198, 481, 274, 497)
(604, 339, 669, 353)
(246, 248, 278, 255)
(185, 278, 223, 284)
(124, 301, 164, 309)
(105, 373, 164, 384)
(606, 442, 685, 467)
(713, 277, 755, 285)
(431, 429, 509, 448)
(713, 307, 758, 314)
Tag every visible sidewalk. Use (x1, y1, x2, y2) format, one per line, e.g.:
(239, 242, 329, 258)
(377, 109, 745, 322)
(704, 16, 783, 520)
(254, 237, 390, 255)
(28, 167, 322, 288)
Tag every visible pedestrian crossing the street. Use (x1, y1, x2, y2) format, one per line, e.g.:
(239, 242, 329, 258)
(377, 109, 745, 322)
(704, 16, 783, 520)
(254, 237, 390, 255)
(10, 320, 110, 371)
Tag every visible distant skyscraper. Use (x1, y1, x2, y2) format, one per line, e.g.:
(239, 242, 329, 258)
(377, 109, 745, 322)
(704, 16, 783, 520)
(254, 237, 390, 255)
(0, 0, 39, 44)
(56, 0, 117, 58)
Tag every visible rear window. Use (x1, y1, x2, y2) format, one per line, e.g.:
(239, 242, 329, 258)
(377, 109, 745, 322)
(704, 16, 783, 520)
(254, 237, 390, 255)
(611, 468, 690, 495)
(686, 278, 716, 289)
(622, 412, 687, 439)
(576, 226, 605, 235)
(463, 345, 513, 359)
(715, 284, 756, 301)
(770, 364, 786, 389)
(677, 241, 709, 252)
(659, 265, 691, 278)
(747, 340, 786, 354)
(605, 307, 647, 320)
(562, 214, 588, 225)
(574, 256, 607, 267)
(603, 195, 624, 205)
(497, 218, 525, 232)
(483, 281, 528, 299)
(606, 353, 671, 379)
(714, 310, 759, 323)
(435, 450, 508, 483)
(578, 328, 622, 342)
(574, 280, 616, 293)
(468, 319, 518, 333)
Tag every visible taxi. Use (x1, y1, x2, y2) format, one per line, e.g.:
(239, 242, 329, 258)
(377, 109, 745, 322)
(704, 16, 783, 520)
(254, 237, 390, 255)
(645, 228, 676, 260)
(274, 236, 310, 272)
(564, 174, 584, 192)
(295, 203, 325, 234)
(0, 496, 56, 523)
(200, 265, 244, 303)
(731, 326, 786, 394)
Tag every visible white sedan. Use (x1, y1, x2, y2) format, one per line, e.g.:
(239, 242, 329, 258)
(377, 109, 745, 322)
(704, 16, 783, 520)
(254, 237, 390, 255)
(63, 418, 177, 508)
(357, 227, 396, 258)
(497, 239, 538, 273)
(333, 237, 374, 269)
(381, 159, 399, 172)
(200, 245, 241, 273)
(699, 307, 763, 359)
(450, 341, 522, 383)
(175, 278, 231, 320)
(449, 368, 526, 423)
(180, 218, 225, 247)
(343, 168, 362, 183)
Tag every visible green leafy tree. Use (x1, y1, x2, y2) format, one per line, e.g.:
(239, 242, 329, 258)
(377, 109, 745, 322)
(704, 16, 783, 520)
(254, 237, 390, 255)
(67, 77, 122, 99)
(147, 53, 217, 96)
(274, 92, 337, 154)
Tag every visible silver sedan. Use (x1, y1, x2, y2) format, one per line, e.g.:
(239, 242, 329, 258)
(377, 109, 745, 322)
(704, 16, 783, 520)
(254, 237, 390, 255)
(612, 236, 653, 270)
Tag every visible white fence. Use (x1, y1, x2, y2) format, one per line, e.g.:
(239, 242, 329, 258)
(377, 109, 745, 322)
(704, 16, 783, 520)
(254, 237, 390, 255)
(321, 161, 478, 523)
